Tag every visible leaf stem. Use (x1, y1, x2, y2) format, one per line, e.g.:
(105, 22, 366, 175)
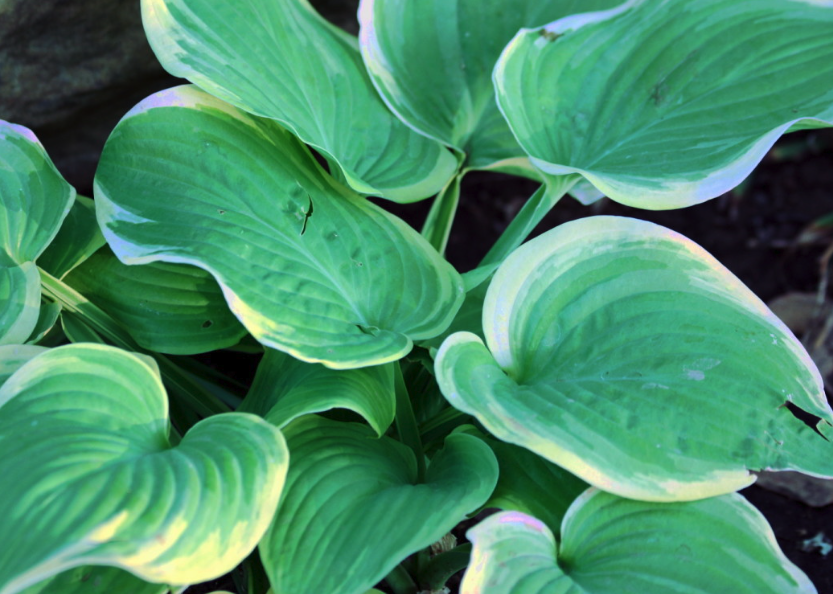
(421, 175, 461, 255)
(394, 361, 426, 483)
(384, 563, 418, 594)
(478, 174, 579, 269)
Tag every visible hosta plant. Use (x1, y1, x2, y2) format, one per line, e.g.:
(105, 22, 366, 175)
(2, 0, 833, 593)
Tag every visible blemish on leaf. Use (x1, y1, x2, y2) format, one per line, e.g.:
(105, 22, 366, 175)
(202, 320, 213, 329)
(217, 209, 226, 215)
(538, 29, 561, 42)
(300, 194, 314, 236)
(356, 324, 380, 336)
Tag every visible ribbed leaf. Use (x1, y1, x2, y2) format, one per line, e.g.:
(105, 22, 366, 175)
(240, 349, 394, 436)
(436, 216, 833, 501)
(95, 86, 464, 369)
(461, 427, 587, 535)
(0, 122, 74, 343)
(0, 344, 288, 593)
(358, 0, 619, 174)
(260, 416, 498, 594)
(38, 196, 105, 279)
(462, 490, 815, 593)
(19, 566, 165, 594)
(65, 247, 247, 355)
(142, 0, 456, 202)
(494, 0, 833, 208)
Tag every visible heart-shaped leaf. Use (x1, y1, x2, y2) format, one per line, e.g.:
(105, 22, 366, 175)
(462, 490, 815, 593)
(494, 0, 833, 208)
(0, 344, 288, 593)
(437, 216, 833, 501)
(38, 195, 105, 279)
(240, 349, 395, 436)
(259, 415, 498, 594)
(0, 122, 74, 344)
(142, 0, 456, 203)
(359, 0, 620, 175)
(65, 247, 247, 355)
(95, 86, 464, 369)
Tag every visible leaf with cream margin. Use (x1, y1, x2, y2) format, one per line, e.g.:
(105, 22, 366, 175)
(436, 216, 833, 501)
(18, 566, 165, 594)
(38, 195, 105, 279)
(141, 0, 455, 203)
(25, 301, 61, 344)
(0, 121, 74, 344)
(95, 86, 464, 369)
(65, 247, 247, 355)
(0, 344, 288, 594)
(239, 348, 394, 436)
(358, 0, 620, 176)
(259, 415, 498, 594)
(461, 490, 815, 594)
(494, 0, 833, 209)
(0, 345, 46, 386)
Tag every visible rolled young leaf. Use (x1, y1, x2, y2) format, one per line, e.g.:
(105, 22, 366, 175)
(0, 122, 74, 344)
(240, 348, 395, 436)
(494, 0, 833, 209)
(142, 0, 456, 203)
(436, 216, 833, 501)
(259, 415, 498, 594)
(0, 344, 288, 593)
(64, 247, 247, 355)
(95, 86, 464, 369)
(462, 490, 815, 593)
(359, 0, 620, 175)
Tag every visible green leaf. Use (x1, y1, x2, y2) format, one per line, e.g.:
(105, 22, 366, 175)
(359, 0, 620, 173)
(436, 216, 833, 501)
(0, 344, 47, 387)
(25, 300, 61, 344)
(142, 0, 456, 203)
(240, 348, 395, 436)
(462, 490, 815, 593)
(95, 86, 464, 369)
(460, 427, 587, 536)
(0, 122, 75, 344)
(18, 566, 166, 594)
(38, 195, 105, 279)
(65, 247, 247, 355)
(0, 344, 288, 593)
(260, 415, 498, 594)
(494, 0, 833, 209)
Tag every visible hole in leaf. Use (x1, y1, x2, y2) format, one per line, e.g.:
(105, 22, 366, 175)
(202, 320, 214, 329)
(783, 401, 829, 441)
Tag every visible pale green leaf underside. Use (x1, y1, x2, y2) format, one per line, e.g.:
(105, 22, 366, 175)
(95, 86, 463, 369)
(65, 247, 247, 355)
(0, 344, 288, 594)
(38, 195, 106, 279)
(19, 566, 165, 594)
(0, 122, 74, 343)
(462, 490, 815, 594)
(494, 0, 833, 209)
(260, 416, 498, 594)
(358, 0, 620, 173)
(141, 0, 456, 203)
(436, 216, 833, 501)
(240, 349, 395, 436)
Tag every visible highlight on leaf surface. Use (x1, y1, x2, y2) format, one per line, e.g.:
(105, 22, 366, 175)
(259, 415, 498, 594)
(0, 344, 288, 594)
(493, 0, 833, 209)
(95, 85, 464, 369)
(462, 490, 815, 594)
(436, 216, 833, 501)
(0, 121, 75, 345)
(142, 0, 456, 202)
(359, 0, 620, 176)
